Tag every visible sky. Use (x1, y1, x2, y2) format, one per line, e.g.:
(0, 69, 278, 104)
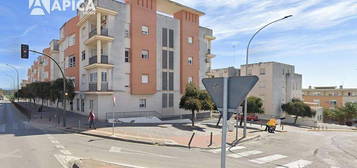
(0, 0, 356, 90)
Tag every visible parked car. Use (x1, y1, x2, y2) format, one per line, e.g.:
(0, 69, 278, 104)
(235, 114, 259, 121)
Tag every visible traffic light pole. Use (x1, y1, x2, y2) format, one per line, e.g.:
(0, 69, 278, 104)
(28, 49, 68, 127)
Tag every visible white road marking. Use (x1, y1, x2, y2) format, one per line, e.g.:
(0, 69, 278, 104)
(54, 154, 80, 168)
(228, 150, 263, 159)
(210, 146, 246, 153)
(103, 160, 147, 168)
(60, 150, 72, 155)
(276, 160, 312, 168)
(250, 154, 287, 164)
(51, 140, 60, 144)
(56, 145, 65, 149)
(109, 146, 176, 159)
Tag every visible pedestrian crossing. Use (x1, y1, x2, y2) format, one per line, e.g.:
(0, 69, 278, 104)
(207, 145, 312, 168)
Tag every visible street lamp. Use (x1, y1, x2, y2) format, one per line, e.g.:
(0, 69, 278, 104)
(20, 44, 68, 127)
(6, 64, 20, 102)
(243, 15, 293, 137)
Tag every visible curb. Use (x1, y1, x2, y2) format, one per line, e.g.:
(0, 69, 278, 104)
(61, 127, 191, 149)
(307, 129, 357, 132)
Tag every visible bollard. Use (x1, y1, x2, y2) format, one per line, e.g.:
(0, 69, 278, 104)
(208, 132, 213, 147)
(78, 120, 81, 129)
(188, 132, 196, 149)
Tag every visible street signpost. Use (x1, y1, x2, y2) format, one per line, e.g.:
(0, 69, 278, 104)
(202, 76, 259, 168)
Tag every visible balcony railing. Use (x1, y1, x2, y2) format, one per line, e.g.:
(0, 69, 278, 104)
(89, 83, 97, 91)
(101, 82, 109, 91)
(88, 55, 109, 65)
(89, 28, 109, 38)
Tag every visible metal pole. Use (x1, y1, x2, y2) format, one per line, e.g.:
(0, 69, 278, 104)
(29, 50, 68, 127)
(235, 110, 239, 141)
(221, 77, 228, 168)
(6, 64, 19, 102)
(243, 15, 292, 137)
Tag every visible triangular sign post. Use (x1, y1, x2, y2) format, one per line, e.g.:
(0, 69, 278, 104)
(202, 76, 259, 168)
(202, 76, 259, 112)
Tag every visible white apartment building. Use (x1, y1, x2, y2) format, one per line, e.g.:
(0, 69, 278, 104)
(240, 62, 302, 118)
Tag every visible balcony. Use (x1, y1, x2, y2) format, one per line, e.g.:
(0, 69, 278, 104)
(89, 28, 109, 38)
(89, 83, 97, 91)
(101, 82, 109, 91)
(85, 28, 114, 46)
(206, 49, 216, 59)
(89, 55, 109, 65)
(85, 82, 113, 95)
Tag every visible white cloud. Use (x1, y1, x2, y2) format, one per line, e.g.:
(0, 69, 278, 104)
(177, 0, 357, 40)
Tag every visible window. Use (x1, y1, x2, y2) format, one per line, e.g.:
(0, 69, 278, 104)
(101, 72, 107, 82)
(125, 48, 130, 62)
(68, 34, 76, 46)
(76, 98, 80, 111)
(169, 93, 174, 107)
(169, 51, 174, 70)
(162, 50, 167, 69)
(68, 56, 76, 67)
(141, 50, 149, 59)
(162, 93, 167, 108)
(141, 26, 149, 35)
(247, 69, 252, 75)
(90, 72, 97, 82)
(139, 99, 146, 108)
(188, 77, 193, 83)
(188, 57, 193, 65)
(81, 99, 85, 112)
(169, 72, 174, 91)
(188, 37, 193, 44)
(169, 29, 174, 48)
(70, 101, 73, 111)
(162, 28, 167, 47)
(260, 68, 266, 75)
(329, 100, 337, 106)
(141, 74, 149, 84)
(162, 72, 167, 90)
(89, 100, 94, 110)
(125, 29, 129, 38)
(81, 50, 86, 61)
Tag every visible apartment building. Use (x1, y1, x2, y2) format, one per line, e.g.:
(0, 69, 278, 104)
(211, 67, 240, 78)
(303, 86, 357, 109)
(26, 0, 215, 120)
(240, 62, 302, 118)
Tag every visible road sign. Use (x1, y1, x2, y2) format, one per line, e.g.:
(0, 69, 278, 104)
(202, 76, 258, 168)
(202, 76, 259, 111)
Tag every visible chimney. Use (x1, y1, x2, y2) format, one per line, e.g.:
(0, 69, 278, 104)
(309, 86, 312, 89)
(340, 85, 343, 89)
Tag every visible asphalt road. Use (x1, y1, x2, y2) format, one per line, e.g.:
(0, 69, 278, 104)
(1, 100, 357, 168)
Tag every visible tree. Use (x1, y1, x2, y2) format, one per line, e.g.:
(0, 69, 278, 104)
(180, 84, 201, 126)
(239, 96, 265, 126)
(179, 84, 214, 127)
(339, 102, 357, 123)
(324, 103, 357, 125)
(281, 99, 315, 124)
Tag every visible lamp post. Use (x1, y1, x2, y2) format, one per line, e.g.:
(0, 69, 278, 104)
(6, 64, 20, 102)
(20, 45, 68, 127)
(243, 15, 293, 137)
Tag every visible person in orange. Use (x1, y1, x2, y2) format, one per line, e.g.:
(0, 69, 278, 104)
(265, 118, 277, 133)
(88, 111, 96, 129)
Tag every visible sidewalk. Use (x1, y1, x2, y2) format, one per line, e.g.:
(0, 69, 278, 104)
(16, 102, 268, 149)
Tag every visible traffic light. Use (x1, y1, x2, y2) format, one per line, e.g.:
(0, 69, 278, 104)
(21, 44, 29, 59)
